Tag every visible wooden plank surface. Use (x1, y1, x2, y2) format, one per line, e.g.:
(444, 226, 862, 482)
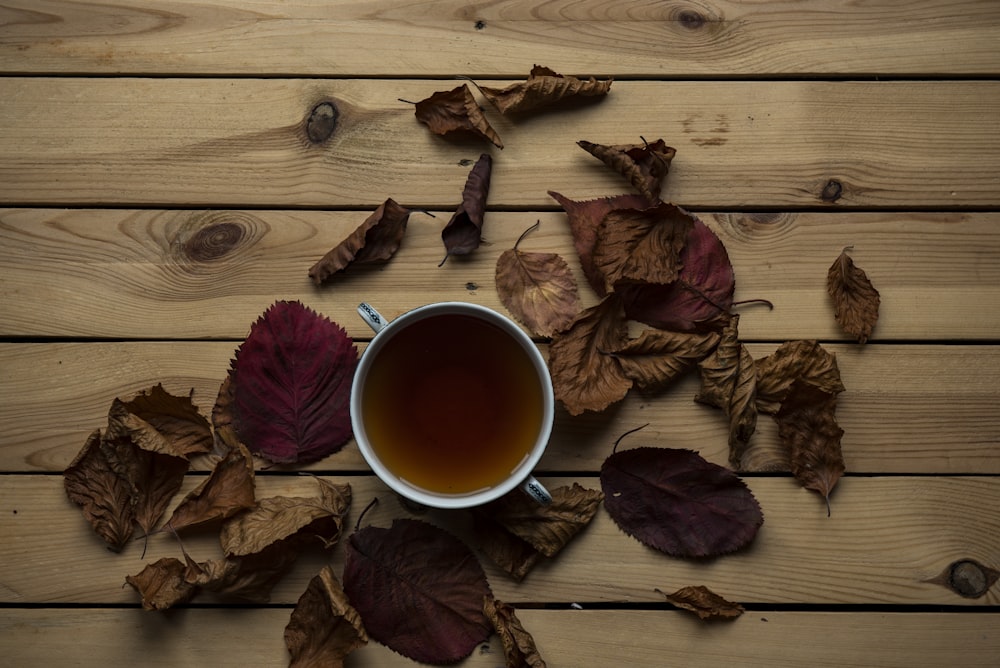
(1, 79, 998, 208)
(3, 608, 999, 667)
(2, 0, 999, 76)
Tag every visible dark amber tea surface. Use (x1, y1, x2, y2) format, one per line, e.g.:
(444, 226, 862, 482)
(361, 313, 543, 494)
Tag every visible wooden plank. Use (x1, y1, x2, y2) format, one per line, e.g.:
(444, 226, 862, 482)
(2, 608, 998, 667)
(2, 209, 998, 341)
(2, 1, 998, 77)
(1, 79, 998, 208)
(2, 341, 998, 475)
(2, 475, 998, 606)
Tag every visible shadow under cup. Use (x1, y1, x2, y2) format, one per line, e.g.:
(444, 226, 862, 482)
(350, 303, 554, 509)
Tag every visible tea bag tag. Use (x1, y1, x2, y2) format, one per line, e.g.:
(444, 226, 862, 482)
(357, 302, 388, 333)
(522, 476, 552, 505)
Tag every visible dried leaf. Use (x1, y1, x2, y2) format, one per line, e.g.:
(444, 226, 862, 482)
(601, 447, 763, 558)
(619, 216, 736, 332)
(593, 201, 694, 292)
(774, 380, 846, 515)
(309, 198, 411, 285)
(496, 223, 581, 337)
(111, 384, 213, 458)
(285, 566, 368, 668)
(125, 557, 198, 610)
(163, 441, 256, 532)
(483, 597, 547, 668)
(659, 585, 744, 621)
(578, 139, 676, 200)
(480, 65, 612, 115)
(442, 153, 492, 262)
(608, 329, 720, 392)
(220, 478, 351, 557)
(343, 519, 492, 665)
(695, 315, 757, 468)
(547, 294, 631, 415)
(548, 191, 653, 295)
(756, 340, 845, 414)
(186, 543, 300, 604)
(473, 516, 544, 582)
(229, 300, 358, 464)
(414, 84, 503, 148)
(827, 247, 880, 343)
(64, 429, 134, 552)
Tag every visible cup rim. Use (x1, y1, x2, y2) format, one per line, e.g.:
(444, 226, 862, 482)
(350, 302, 554, 509)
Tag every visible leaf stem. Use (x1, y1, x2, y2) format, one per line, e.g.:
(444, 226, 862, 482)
(612, 423, 650, 454)
(514, 220, 541, 251)
(354, 497, 379, 532)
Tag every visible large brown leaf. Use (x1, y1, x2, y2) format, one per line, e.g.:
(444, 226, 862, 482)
(343, 519, 492, 665)
(495, 223, 581, 337)
(578, 139, 676, 201)
(775, 380, 846, 515)
(659, 585, 745, 621)
(827, 247, 880, 343)
(480, 65, 612, 115)
(124, 557, 198, 610)
(483, 597, 547, 668)
(756, 340, 845, 414)
(441, 153, 492, 263)
(414, 84, 503, 148)
(309, 198, 411, 285)
(64, 429, 135, 552)
(285, 566, 368, 668)
(608, 329, 720, 392)
(162, 441, 256, 533)
(601, 447, 763, 558)
(547, 294, 630, 415)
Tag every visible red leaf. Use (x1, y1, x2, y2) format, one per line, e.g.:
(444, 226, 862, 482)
(230, 301, 358, 464)
(601, 447, 763, 558)
(343, 519, 492, 665)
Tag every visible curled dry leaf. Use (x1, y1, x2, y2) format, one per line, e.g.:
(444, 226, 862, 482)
(548, 191, 653, 295)
(125, 557, 198, 611)
(64, 429, 135, 552)
(495, 222, 581, 337)
(659, 585, 745, 621)
(110, 384, 213, 458)
(473, 516, 543, 582)
(308, 198, 411, 285)
(220, 477, 351, 557)
(775, 380, 846, 516)
(484, 597, 547, 668)
(827, 247, 880, 343)
(547, 294, 631, 415)
(480, 65, 612, 115)
(695, 315, 758, 468)
(162, 441, 256, 533)
(185, 544, 300, 604)
(285, 566, 368, 668)
(343, 518, 492, 665)
(229, 300, 358, 464)
(593, 201, 694, 292)
(578, 139, 676, 201)
(601, 447, 763, 558)
(441, 153, 493, 263)
(756, 340, 845, 414)
(414, 84, 503, 148)
(608, 329, 720, 392)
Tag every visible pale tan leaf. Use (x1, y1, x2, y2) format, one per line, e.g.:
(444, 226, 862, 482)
(659, 585, 745, 621)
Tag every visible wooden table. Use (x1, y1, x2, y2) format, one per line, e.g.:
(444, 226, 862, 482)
(2, 2, 999, 666)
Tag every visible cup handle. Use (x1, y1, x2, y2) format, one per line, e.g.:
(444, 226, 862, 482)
(357, 302, 389, 333)
(521, 476, 552, 505)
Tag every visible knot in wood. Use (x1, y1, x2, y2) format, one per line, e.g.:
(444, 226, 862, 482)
(678, 9, 706, 29)
(306, 101, 339, 144)
(183, 221, 246, 262)
(821, 179, 844, 202)
(948, 559, 997, 598)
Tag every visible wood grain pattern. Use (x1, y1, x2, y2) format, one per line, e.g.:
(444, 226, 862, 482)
(2, 475, 998, 606)
(0, 79, 997, 208)
(2, 209, 998, 340)
(3, 608, 999, 667)
(2, 0, 998, 76)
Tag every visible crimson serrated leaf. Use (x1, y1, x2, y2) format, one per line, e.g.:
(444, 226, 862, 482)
(601, 447, 763, 557)
(343, 519, 492, 665)
(229, 301, 358, 464)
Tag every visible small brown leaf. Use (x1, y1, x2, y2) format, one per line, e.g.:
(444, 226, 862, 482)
(608, 329, 720, 392)
(774, 380, 846, 515)
(162, 441, 256, 532)
(827, 247, 880, 343)
(285, 566, 368, 668)
(483, 597, 547, 668)
(592, 202, 694, 292)
(125, 557, 198, 611)
(473, 517, 544, 582)
(480, 65, 612, 115)
(756, 340, 845, 414)
(414, 84, 503, 148)
(496, 222, 581, 337)
(578, 139, 676, 200)
(185, 543, 300, 604)
(64, 430, 135, 552)
(547, 294, 631, 415)
(659, 585, 744, 621)
(441, 153, 492, 262)
(110, 384, 213, 458)
(309, 198, 411, 285)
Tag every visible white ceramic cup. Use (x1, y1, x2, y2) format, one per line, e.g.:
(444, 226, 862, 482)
(351, 302, 553, 509)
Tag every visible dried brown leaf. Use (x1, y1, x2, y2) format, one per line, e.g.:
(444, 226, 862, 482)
(480, 65, 612, 115)
(309, 198, 411, 285)
(185, 543, 300, 604)
(483, 597, 547, 668)
(125, 557, 198, 611)
(756, 340, 845, 414)
(593, 202, 694, 292)
(110, 384, 213, 458)
(442, 153, 492, 262)
(473, 517, 544, 582)
(659, 585, 744, 621)
(162, 441, 256, 532)
(827, 247, 880, 343)
(285, 566, 368, 668)
(64, 429, 135, 552)
(578, 138, 676, 200)
(609, 329, 720, 392)
(414, 84, 503, 148)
